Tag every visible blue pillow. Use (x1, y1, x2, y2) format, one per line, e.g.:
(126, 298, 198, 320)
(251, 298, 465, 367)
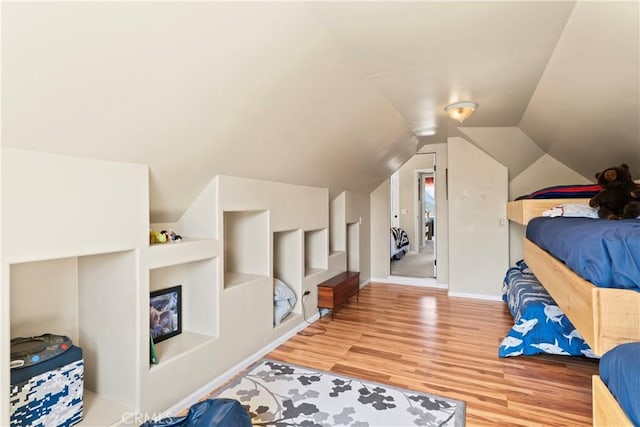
(274, 278, 296, 326)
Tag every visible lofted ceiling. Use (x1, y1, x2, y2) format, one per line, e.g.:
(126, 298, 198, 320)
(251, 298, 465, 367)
(2, 1, 638, 222)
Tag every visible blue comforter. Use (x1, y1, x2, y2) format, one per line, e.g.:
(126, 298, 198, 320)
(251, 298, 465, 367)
(600, 342, 640, 426)
(526, 217, 640, 291)
(499, 262, 595, 358)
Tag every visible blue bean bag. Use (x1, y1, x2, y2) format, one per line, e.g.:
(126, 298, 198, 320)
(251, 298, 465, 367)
(140, 398, 251, 427)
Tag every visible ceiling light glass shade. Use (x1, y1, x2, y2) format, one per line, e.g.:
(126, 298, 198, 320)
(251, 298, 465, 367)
(445, 101, 477, 123)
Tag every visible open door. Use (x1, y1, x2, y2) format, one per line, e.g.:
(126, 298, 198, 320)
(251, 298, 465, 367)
(390, 171, 400, 228)
(389, 154, 437, 280)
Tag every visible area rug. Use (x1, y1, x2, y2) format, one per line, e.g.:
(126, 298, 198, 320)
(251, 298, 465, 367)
(210, 358, 465, 426)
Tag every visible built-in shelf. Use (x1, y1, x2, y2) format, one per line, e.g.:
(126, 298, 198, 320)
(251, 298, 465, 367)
(224, 272, 268, 289)
(9, 250, 138, 424)
(304, 228, 328, 277)
(147, 238, 217, 269)
(274, 312, 302, 329)
(223, 210, 269, 289)
(79, 390, 133, 427)
(149, 258, 218, 367)
(149, 332, 216, 371)
(304, 267, 327, 278)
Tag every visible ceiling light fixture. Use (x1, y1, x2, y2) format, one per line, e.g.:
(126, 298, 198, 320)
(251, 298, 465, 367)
(445, 101, 477, 123)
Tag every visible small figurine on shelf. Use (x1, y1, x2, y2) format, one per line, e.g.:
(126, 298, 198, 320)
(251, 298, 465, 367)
(169, 229, 183, 242)
(149, 229, 167, 244)
(162, 229, 182, 243)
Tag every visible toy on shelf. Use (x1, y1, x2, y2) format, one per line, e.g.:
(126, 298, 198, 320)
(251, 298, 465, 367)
(149, 229, 183, 245)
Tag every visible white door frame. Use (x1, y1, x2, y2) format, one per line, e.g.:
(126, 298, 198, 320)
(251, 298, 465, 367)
(390, 170, 400, 228)
(414, 168, 434, 249)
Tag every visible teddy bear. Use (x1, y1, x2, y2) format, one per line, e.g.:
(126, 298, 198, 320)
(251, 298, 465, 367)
(589, 163, 640, 219)
(623, 194, 640, 219)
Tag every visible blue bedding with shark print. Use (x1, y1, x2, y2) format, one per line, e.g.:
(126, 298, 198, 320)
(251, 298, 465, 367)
(499, 261, 596, 358)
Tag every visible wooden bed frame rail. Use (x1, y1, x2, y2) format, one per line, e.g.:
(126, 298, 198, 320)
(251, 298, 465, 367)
(506, 198, 590, 225)
(592, 375, 633, 427)
(524, 238, 640, 356)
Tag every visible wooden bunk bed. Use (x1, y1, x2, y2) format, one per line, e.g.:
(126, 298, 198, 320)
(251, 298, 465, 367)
(507, 198, 640, 427)
(507, 198, 640, 356)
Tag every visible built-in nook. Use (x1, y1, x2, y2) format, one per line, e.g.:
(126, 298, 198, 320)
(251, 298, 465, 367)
(273, 229, 303, 326)
(304, 229, 328, 277)
(347, 222, 360, 272)
(223, 210, 269, 288)
(10, 251, 138, 426)
(148, 258, 218, 369)
(330, 194, 346, 255)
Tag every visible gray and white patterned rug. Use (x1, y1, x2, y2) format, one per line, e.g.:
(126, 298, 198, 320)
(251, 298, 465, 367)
(211, 359, 465, 427)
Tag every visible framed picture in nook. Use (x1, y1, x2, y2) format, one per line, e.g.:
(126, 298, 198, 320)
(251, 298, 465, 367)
(150, 285, 182, 344)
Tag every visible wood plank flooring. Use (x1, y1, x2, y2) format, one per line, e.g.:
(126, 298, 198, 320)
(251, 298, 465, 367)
(265, 282, 598, 426)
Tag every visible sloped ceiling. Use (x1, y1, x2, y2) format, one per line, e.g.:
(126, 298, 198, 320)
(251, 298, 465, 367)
(520, 1, 640, 179)
(1, 2, 417, 221)
(2, 1, 639, 222)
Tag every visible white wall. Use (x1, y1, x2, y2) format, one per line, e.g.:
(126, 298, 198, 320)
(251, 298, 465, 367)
(10, 258, 79, 341)
(345, 191, 370, 282)
(509, 153, 591, 200)
(448, 138, 508, 298)
(370, 180, 390, 279)
(508, 154, 591, 264)
(1, 148, 149, 263)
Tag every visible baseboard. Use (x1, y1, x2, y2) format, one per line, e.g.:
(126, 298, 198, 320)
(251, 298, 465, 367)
(359, 278, 372, 289)
(161, 313, 320, 417)
(447, 291, 502, 301)
(371, 276, 446, 288)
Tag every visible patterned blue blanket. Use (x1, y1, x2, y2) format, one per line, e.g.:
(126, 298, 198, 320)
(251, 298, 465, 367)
(499, 261, 597, 358)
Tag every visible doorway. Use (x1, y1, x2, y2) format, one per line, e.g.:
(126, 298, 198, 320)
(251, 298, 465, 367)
(389, 153, 436, 280)
(417, 171, 436, 276)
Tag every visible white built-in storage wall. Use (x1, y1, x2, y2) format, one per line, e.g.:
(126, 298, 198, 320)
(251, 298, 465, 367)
(1, 149, 363, 426)
(1, 149, 148, 426)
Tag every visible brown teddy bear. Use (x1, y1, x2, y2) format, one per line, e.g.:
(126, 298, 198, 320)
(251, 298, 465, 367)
(589, 163, 640, 220)
(623, 193, 640, 219)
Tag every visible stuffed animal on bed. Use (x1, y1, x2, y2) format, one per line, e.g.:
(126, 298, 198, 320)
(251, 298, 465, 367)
(589, 163, 640, 219)
(624, 199, 640, 219)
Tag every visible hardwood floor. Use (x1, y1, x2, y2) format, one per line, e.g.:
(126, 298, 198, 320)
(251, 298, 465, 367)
(265, 282, 598, 426)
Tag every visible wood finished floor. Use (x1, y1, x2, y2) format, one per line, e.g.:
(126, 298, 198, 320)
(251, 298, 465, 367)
(265, 282, 599, 427)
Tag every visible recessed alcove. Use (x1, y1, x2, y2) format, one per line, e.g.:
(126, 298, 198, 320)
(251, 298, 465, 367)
(148, 257, 218, 368)
(330, 194, 346, 254)
(304, 228, 328, 277)
(9, 251, 138, 426)
(223, 210, 269, 288)
(273, 229, 302, 326)
(347, 222, 360, 272)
